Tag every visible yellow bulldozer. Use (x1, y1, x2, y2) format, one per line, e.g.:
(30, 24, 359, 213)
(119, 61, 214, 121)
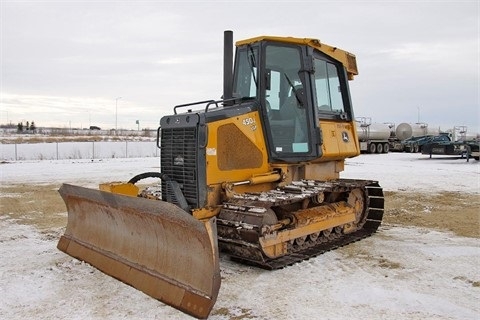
(57, 31, 384, 319)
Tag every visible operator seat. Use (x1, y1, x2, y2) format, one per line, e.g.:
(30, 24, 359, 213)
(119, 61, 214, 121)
(280, 87, 304, 118)
(279, 86, 307, 143)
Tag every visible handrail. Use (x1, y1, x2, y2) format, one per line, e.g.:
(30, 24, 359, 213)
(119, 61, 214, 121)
(173, 100, 217, 114)
(173, 97, 250, 114)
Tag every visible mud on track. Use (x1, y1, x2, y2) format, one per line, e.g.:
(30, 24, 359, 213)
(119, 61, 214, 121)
(1, 184, 479, 239)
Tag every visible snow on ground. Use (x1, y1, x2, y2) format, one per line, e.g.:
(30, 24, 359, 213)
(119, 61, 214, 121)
(0, 152, 479, 319)
(1, 152, 478, 192)
(0, 157, 161, 188)
(343, 153, 479, 193)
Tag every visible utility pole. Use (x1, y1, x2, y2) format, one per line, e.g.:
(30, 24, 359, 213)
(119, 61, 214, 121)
(115, 97, 122, 131)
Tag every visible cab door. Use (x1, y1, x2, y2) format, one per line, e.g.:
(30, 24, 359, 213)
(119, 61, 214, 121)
(261, 43, 321, 162)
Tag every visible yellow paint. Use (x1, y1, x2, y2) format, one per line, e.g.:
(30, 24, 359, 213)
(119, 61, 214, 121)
(318, 120, 360, 161)
(205, 111, 270, 185)
(192, 207, 222, 220)
(236, 36, 358, 80)
(99, 182, 139, 197)
(260, 212, 355, 258)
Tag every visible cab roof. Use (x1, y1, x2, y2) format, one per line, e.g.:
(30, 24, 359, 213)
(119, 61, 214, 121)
(236, 35, 358, 80)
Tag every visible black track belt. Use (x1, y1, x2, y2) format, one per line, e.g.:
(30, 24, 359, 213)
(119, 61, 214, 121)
(218, 180, 384, 270)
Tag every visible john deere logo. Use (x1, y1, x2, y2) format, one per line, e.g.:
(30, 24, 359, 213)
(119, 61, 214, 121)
(342, 131, 349, 142)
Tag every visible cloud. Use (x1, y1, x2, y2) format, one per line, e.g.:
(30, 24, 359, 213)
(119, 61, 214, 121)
(376, 40, 478, 72)
(1, 93, 156, 130)
(1, 1, 479, 134)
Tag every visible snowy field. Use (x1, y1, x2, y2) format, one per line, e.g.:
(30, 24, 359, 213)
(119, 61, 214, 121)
(0, 153, 479, 320)
(0, 140, 158, 161)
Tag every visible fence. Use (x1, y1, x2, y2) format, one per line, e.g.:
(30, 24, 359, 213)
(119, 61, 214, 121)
(0, 141, 159, 161)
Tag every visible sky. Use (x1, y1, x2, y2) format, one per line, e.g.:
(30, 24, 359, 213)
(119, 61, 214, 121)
(0, 0, 479, 133)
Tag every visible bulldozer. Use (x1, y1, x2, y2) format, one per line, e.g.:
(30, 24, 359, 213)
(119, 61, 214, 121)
(57, 31, 384, 319)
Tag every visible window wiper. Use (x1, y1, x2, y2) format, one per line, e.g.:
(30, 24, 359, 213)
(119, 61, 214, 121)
(284, 73, 303, 106)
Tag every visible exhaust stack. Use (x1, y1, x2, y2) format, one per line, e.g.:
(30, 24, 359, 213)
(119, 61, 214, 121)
(223, 30, 233, 105)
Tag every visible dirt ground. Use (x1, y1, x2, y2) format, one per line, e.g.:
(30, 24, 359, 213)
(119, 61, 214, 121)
(384, 190, 479, 238)
(2, 184, 479, 239)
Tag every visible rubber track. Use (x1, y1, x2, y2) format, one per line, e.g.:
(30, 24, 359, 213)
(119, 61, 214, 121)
(225, 181, 384, 270)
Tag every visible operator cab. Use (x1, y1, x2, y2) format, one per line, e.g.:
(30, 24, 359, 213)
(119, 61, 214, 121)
(233, 37, 355, 163)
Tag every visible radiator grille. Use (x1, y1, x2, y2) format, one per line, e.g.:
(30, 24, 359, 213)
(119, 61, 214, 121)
(161, 127, 199, 207)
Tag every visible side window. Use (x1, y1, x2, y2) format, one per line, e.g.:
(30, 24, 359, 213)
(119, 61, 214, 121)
(327, 63, 344, 112)
(315, 61, 329, 109)
(233, 47, 258, 98)
(314, 59, 346, 113)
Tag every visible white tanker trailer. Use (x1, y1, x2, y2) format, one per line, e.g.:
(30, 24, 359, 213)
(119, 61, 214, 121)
(390, 122, 442, 152)
(356, 117, 394, 153)
(395, 122, 440, 140)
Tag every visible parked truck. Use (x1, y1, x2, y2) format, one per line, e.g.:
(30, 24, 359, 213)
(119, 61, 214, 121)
(401, 133, 451, 153)
(389, 122, 441, 152)
(356, 117, 393, 153)
(422, 126, 479, 160)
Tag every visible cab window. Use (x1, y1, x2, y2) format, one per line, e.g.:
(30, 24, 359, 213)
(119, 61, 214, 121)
(314, 58, 346, 114)
(263, 44, 310, 154)
(233, 46, 258, 99)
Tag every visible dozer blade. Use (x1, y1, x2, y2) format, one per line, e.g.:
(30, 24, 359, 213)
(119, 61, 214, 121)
(57, 183, 220, 319)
